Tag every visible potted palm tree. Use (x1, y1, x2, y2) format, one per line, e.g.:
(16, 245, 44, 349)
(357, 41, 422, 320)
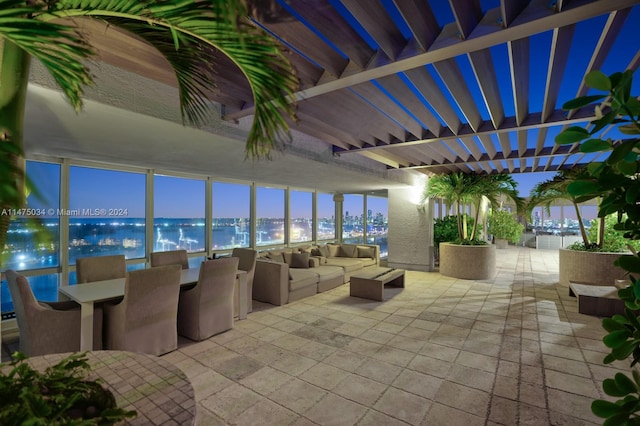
(528, 169, 631, 287)
(422, 172, 523, 280)
(487, 209, 524, 249)
(0, 0, 298, 267)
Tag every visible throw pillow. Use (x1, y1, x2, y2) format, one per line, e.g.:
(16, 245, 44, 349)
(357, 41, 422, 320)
(282, 252, 293, 265)
(267, 252, 284, 263)
(357, 246, 375, 258)
(318, 245, 330, 257)
(327, 244, 341, 257)
(311, 248, 322, 256)
(290, 252, 310, 268)
(339, 244, 358, 258)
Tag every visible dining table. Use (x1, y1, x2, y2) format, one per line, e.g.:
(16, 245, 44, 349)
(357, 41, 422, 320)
(59, 267, 247, 352)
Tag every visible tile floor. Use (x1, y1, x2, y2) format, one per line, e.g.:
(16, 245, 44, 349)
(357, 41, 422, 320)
(163, 247, 626, 425)
(1, 247, 627, 425)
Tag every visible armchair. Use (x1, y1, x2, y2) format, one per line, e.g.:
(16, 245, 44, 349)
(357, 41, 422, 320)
(177, 257, 239, 341)
(103, 264, 182, 356)
(5, 270, 81, 356)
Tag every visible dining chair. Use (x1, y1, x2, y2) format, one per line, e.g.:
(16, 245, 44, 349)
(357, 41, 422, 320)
(75, 254, 127, 350)
(150, 249, 189, 269)
(5, 270, 81, 356)
(103, 264, 182, 356)
(177, 257, 239, 341)
(231, 248, 257, 314)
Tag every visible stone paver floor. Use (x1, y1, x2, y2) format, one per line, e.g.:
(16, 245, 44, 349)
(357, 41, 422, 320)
(165, 247, 627, 425)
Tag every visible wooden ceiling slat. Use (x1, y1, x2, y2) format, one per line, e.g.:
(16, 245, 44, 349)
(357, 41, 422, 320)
(403, 67, 460, 135)
(427, 142, 458, 162)
(468, 48, 505, 129)
(359, 151, 401, 168)
(286, 0, 375, 70)
(392, 0, 440, 51)
(375, 74, 443, 135)
(568, 8, 631, 118)
(508, 38, 530, 126)
(517, 130, 527, 157)
(477, 134, 497, 159)
(433, 59, 483, 131)
(497, 133, 512, 157)
(458, 136, 483, 160)
(500, 0, 531, 27)
(259, 15, 349, 77)
(341, 0, 407, 60)
(365, 148, 416, 167)
(542, 25, 576, 122)
(350, 82, 425, 138)
(444, 140, 472, 162)
(296, 112, 363, 149)
(449, 0, 483, 39)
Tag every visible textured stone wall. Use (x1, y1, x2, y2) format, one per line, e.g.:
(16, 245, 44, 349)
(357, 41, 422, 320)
(387, 184, 433, 272)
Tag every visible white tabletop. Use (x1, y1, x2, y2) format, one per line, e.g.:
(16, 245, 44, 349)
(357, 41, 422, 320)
(59, 267, 204, 304)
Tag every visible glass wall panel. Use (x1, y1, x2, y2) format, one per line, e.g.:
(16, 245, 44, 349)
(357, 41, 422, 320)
(68, 167, 145, 263)
(317, 193, 335, 241)
(212, 182, 250, 249)
(366, 195, 388, 258)
(4, 161, 60, 271)
(256, 186, 284, 246)
(154, 175, 205, 253)
(2, 161, 60, 315)
(343, 194, 364, 244)
(290, 190, 312, 243)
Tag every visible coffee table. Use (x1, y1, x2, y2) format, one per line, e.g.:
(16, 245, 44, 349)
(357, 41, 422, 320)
(350, 267, 405, 301)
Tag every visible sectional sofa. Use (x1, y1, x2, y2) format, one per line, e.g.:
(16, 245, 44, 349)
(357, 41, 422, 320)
(252, 243, 380, 306)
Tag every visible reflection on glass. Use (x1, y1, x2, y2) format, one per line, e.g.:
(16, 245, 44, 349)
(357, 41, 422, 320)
(154, 175, 205, 253)
(317, 193, 335, 240)
(68, 167, 146, 264)
(290, 190, 312, 243)
(212, 182, 250, 249)
(257, 187, 284, 246)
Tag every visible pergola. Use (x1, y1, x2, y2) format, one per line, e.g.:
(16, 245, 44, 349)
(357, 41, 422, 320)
(81, 0, 640, 176)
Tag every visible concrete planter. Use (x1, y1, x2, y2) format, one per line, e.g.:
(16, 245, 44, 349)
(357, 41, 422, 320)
(495, 239, 508, 249)
(558, 248, 631, 287)
(439, 243, 496, 280)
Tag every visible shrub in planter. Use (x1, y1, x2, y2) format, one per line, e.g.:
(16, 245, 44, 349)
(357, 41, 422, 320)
(0, 352, 136, 425)
(488, 210, 524, 246)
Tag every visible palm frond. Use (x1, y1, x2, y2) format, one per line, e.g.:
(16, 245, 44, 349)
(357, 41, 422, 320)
(0, 0, 94, 110)
(41, 0, 299, 158)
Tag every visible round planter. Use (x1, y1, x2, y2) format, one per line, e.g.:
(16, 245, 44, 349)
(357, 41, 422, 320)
(439, 243, 496, 280)
(495, 238, 508, 249)
(558, 248, 631, 287)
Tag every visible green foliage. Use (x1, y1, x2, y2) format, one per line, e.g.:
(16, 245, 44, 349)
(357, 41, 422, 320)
(434, 215, 468, 246)
(555, 69, 640, 424)
(423, 172, 522, 242)
(587, 215, 640, 253)
(488, 210, 524, 244)
(0, 352, 136, 424)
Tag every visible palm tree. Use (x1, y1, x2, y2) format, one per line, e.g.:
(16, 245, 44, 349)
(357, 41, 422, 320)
(527, 168, 603, 248)
(0, 0, 298, 261)
(423, 172, 523, 242)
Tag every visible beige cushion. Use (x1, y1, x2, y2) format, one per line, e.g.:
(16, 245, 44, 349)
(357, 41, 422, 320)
(318, 246, 330, 257)
(290, 253, 310, 268)
(357, 246, 375, 258)
(340, 244, 358, 258)
(267, 252, 284, 263)
(282, 252, 293, 264)
(298, 245, 314, 253)
(327, 244, 341, 257)
(288, 269, 318, 291)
